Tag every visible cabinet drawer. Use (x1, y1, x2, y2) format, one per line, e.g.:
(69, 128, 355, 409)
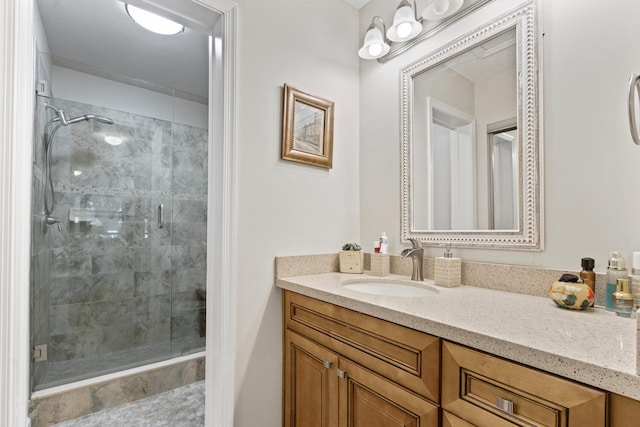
(442, 341, 606, 427)
(284, 291, 440, 403)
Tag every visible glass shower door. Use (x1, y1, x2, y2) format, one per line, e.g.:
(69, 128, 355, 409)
(30, 90, 208, 390)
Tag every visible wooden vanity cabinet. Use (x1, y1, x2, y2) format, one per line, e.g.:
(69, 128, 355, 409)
(283, 291, 609, 427)
(283, 291, 440, 427)
(441, 341, 606, 427)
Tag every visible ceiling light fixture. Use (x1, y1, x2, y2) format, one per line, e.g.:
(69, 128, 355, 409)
(104, 135, 123, 146)
(358, 16, 391, 60)
(387, 0, 422, 43)
(125, 4, 184, 35)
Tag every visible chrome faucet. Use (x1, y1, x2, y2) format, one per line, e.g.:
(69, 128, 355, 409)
(400, 238, 424, 281)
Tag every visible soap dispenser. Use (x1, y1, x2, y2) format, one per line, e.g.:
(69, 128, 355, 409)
(434, 243, 461, 288)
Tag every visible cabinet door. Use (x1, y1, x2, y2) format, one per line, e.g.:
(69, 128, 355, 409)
(284, 331, 339, 427)
(338, 358, 438, 427)
(442, 411, 479, 427)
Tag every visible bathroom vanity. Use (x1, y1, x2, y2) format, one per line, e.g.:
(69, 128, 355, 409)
(277, 271, 640, 426)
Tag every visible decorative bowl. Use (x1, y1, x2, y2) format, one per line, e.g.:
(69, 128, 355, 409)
(548, 281, 594, 310)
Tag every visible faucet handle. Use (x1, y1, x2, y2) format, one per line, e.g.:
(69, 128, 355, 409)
(407, 238, 422, 249)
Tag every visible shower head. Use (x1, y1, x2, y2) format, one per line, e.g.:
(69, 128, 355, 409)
(66, 114, 115, 125)
(45, 103, 115, 127)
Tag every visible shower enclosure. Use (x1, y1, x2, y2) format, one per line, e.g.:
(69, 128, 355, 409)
(30, 49, 208, 391)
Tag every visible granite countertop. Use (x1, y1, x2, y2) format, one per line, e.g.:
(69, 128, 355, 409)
(276, 272, 640, 400)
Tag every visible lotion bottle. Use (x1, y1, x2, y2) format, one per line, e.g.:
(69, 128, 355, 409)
(630, 252, 640, 314)
(613, 278, 634, 317)
(379, 232, 389, 254)
(434, 243, 461, 288)
(606, 252, 627, 312)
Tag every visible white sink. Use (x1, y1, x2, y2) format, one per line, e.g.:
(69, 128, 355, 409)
(342, 280, 438, 297)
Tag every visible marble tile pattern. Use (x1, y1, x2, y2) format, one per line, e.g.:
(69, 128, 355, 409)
(51, 381, 204, 427)
(276, 272, 640, 401)
(31, 97, 207, 389)
(29, 357, 204, 427)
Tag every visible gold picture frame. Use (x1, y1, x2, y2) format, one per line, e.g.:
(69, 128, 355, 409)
(282, 84, 334, 169)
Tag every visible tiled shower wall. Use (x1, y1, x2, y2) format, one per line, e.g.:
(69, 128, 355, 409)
(32, 97, 207, 388)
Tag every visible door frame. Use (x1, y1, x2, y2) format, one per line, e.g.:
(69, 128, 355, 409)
(0, 0, 238, 425)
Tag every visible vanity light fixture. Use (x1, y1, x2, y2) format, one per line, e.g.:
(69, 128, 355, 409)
(358, 16, 391, 60)
(422, 0, 464, 21)
(125, 4, 184, 35)
(360, 0, 476, 61)
(387, 0, 422, 42)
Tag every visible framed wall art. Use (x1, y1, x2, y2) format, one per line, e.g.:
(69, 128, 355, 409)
(281, 84, 334, 169)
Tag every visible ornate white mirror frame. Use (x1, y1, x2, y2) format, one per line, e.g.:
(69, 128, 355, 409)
(400, 0, 542, 250)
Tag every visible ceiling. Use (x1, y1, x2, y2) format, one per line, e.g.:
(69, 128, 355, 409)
(343, 0, 370, 8)
(37, 0, 367, 103)
(36, 0, 217, 102)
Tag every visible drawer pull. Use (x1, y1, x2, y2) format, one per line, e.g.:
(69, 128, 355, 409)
(496, 396, 514, 414)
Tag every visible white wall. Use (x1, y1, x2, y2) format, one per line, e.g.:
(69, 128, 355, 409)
(360, 0, 640, 272)
(233, 0, 360, 426)
(52, 66, 208, 128)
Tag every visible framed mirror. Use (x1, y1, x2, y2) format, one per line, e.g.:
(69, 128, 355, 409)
(400, 1, 542, 249)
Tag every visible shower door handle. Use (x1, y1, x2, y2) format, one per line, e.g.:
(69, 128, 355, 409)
(628, 74, 640, 145)
(158, 204, 164, 229)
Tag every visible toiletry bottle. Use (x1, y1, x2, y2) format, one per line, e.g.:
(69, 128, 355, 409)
(606, 252, 627, 312)
(434, 243, 461, 288)
(579, 257, 596, 293)
(613, 278, 634, 317)
(379, 232, 389, 254)
(630, 252, 640, 315)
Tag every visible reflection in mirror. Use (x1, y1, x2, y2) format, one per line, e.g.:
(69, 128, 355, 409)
(489, 126, 518, 230)
(401, 1, 542, 249)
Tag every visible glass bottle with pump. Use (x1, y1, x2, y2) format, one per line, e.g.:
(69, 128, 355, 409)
(606, 252, 627, 311)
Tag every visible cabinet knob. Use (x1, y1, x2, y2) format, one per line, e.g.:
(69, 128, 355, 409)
(337, 369, 346, 378)
(323, 360, 332, 369)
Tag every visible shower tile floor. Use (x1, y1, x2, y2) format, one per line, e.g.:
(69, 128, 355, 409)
(52, 380, 204, 426)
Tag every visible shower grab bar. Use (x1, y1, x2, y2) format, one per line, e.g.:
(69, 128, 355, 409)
(158, 204, 164, 229)
(628, 74, 640, 145)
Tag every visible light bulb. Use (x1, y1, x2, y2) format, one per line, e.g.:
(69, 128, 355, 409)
(397, 22, 412, 38)
(368, 43, 383, 57)
(432, 0, 449, 16)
